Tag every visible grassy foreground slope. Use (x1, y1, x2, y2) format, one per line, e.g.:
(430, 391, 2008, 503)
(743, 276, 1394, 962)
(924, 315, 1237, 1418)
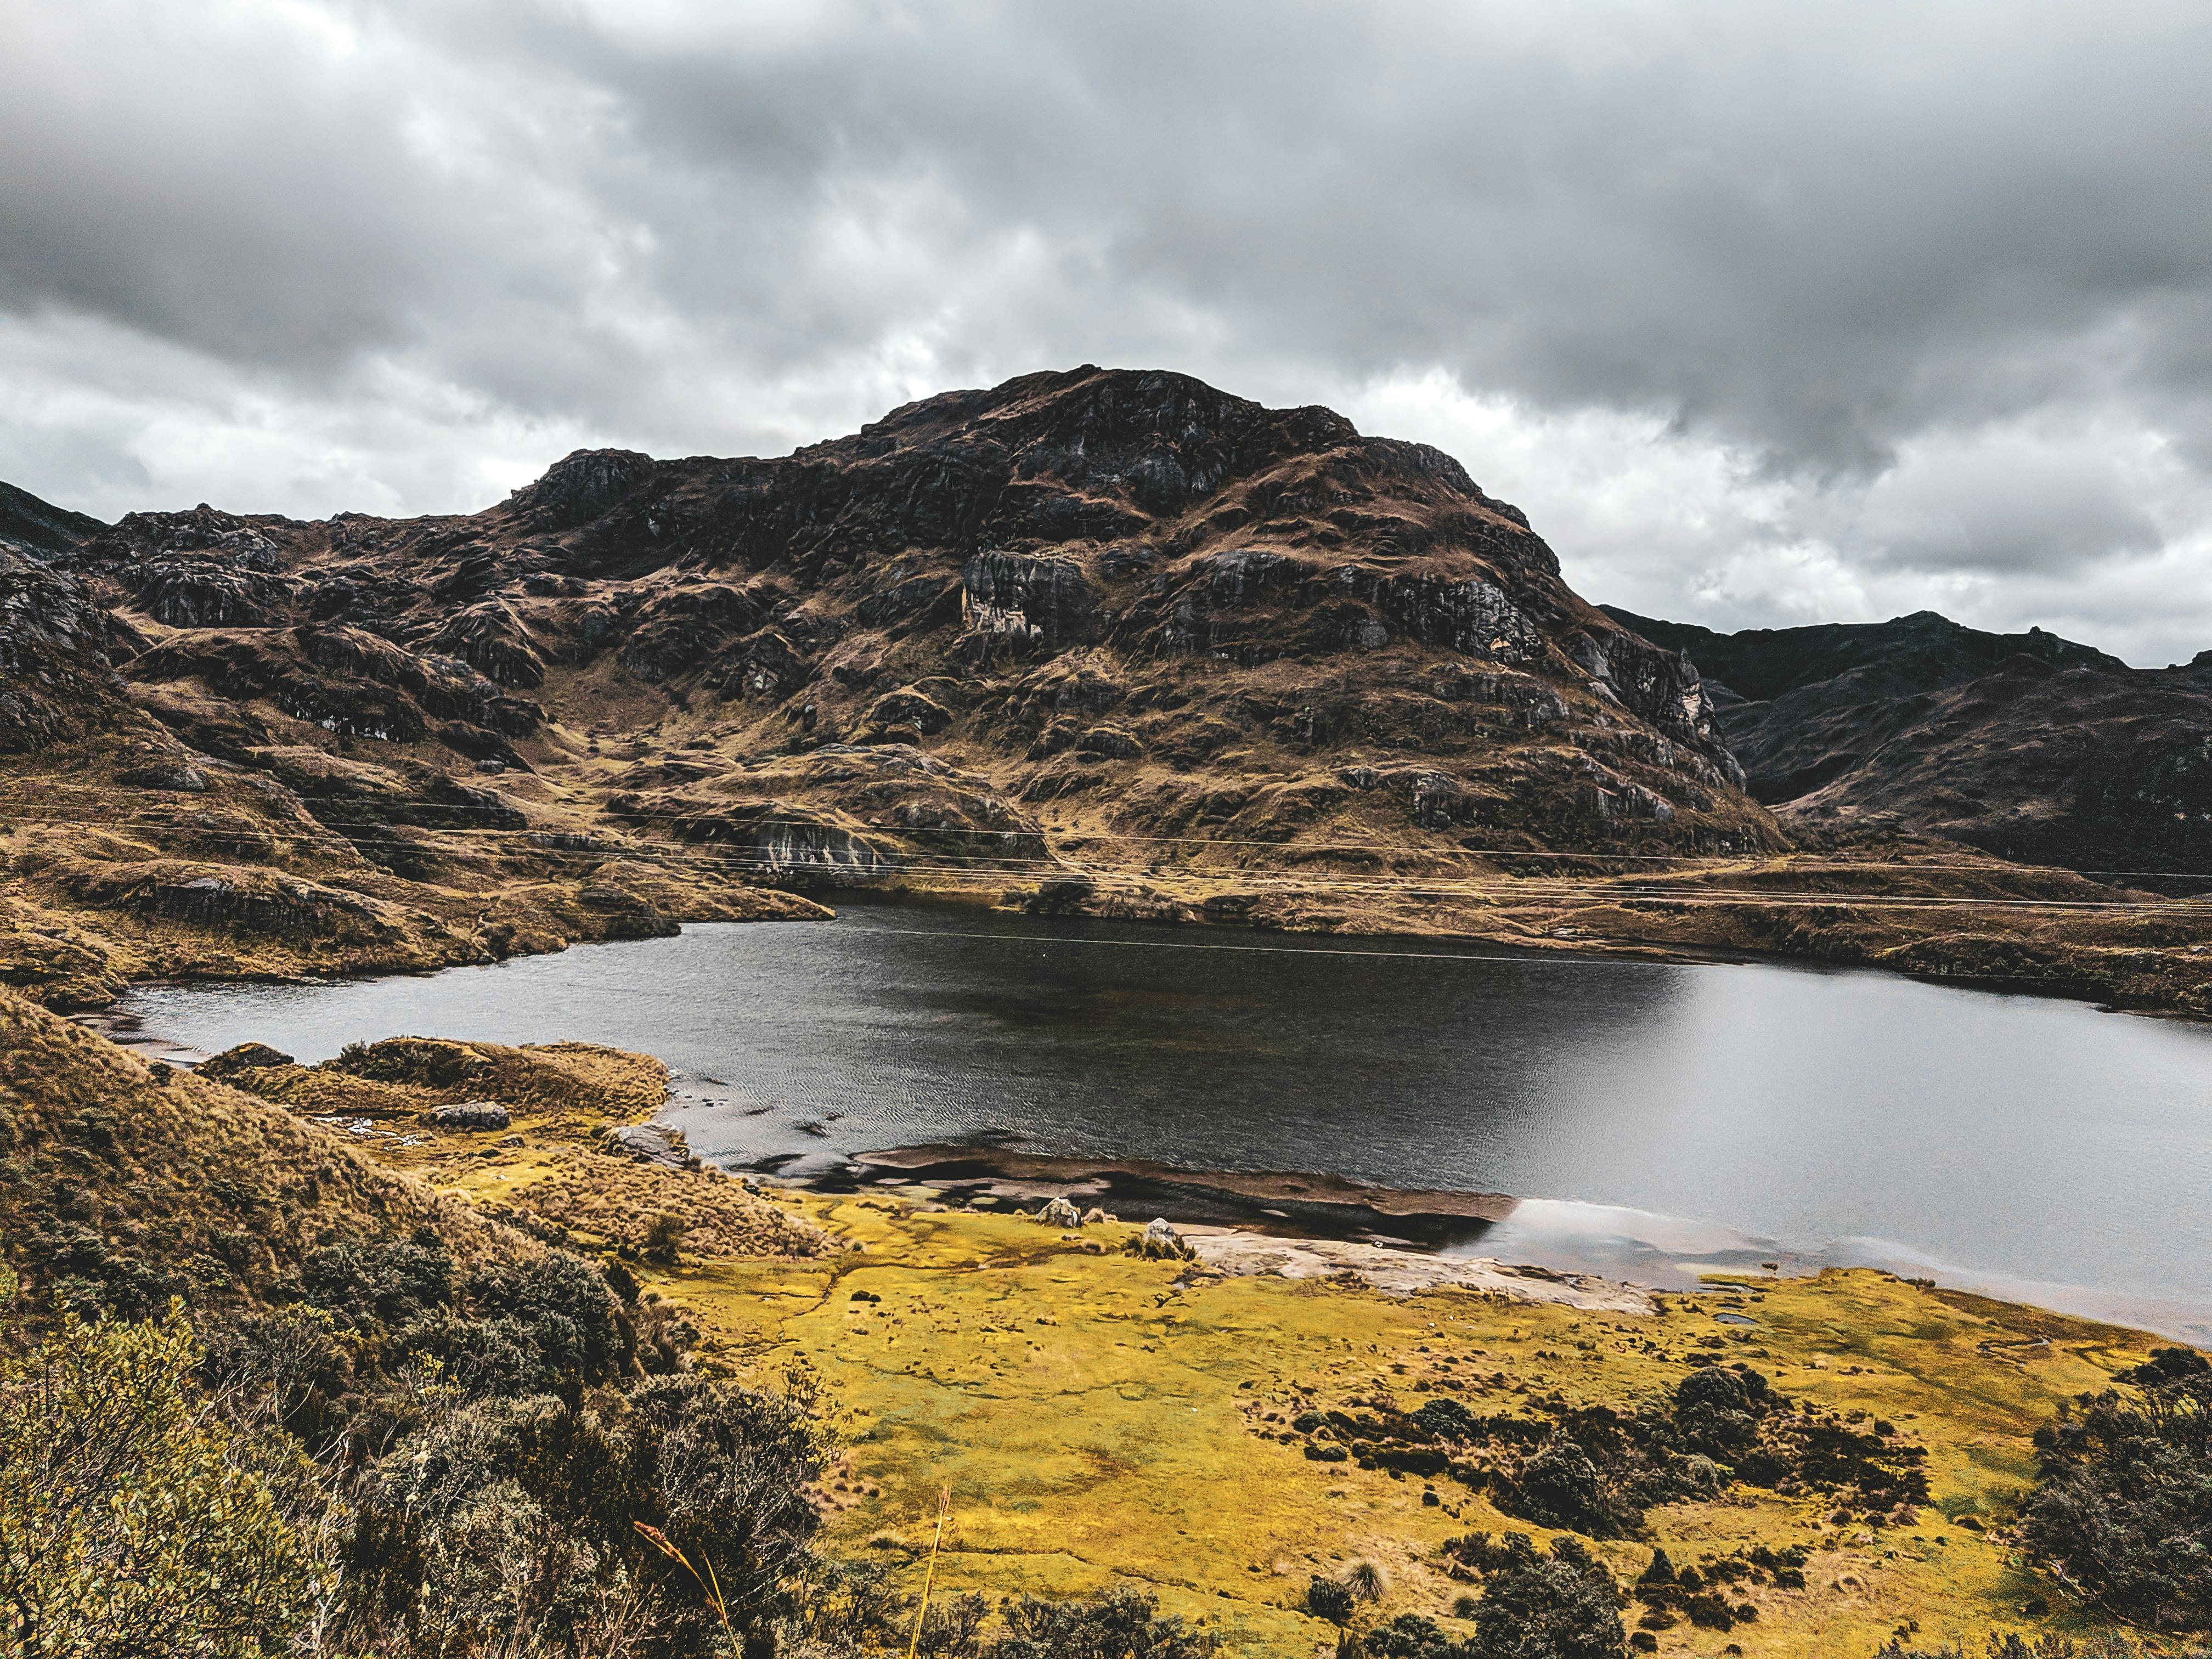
(650, 1207, 2153, 1656)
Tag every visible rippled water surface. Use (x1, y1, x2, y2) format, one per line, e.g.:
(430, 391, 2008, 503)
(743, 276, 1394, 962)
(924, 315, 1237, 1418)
(116, 906, 2212, 1334)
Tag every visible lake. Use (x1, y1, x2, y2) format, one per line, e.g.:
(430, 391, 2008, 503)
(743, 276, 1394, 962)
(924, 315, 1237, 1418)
(111, 905, 2212, 1339)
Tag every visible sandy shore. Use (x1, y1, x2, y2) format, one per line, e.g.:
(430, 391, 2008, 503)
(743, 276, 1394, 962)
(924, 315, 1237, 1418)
(1180, 1226, 1656, 1310)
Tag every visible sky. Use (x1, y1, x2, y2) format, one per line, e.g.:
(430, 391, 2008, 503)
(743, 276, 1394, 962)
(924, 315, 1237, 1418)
(4, 2, 2210, 664)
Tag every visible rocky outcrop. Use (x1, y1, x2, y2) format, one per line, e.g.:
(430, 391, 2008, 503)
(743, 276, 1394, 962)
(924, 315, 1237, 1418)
(505, 447, 659, 533)
(0, 479, 104, 561)
(426, 1101, 511, 1131)
(602, 1122, 695, 1168)
(431, 601, 547, 689)
(0, 549, 134, 751)
(961, 552, 1102, 650)
(127, 624, 539, 755)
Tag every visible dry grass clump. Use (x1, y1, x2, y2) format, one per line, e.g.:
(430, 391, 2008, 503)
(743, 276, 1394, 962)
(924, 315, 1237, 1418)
(208, 1059, 425, 1120)
(504, 1147, 830, 1261)
(329, 1036, 670, 1119)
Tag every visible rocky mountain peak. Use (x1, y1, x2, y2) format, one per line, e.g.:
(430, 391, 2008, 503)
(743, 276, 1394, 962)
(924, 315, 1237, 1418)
(0, 479, 105, 562)
(20, 368, 1782, 870)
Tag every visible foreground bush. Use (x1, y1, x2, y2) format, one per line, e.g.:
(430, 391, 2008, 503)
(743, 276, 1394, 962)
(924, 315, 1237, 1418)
(2024, 1346, 2212, 1629)
(1388, 1533, 1622, 1659)
(991, 1588, 1212, 1659)
(335, 1371, 825, 1658)
(1878, 1635, 2212, 1659)
(0, 1300, 323, 1659)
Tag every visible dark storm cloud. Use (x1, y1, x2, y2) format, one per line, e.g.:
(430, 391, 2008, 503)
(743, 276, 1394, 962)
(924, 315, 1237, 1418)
(2, 1, 2209, 657)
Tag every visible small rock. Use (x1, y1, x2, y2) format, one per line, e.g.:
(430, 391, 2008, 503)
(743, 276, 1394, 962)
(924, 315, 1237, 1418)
(601, 1122, 693, 1169)
(425, 1101, 511, 1131)
(1131, 1217, 1196, 1262)
(1034, 1197, 1083, 1228)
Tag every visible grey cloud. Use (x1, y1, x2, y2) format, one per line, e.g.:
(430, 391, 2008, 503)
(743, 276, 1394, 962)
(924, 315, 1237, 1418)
(2, 0, 2210, 658)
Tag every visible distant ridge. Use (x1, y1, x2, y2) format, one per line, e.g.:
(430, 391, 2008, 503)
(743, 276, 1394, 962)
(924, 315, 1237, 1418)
(1604, 606, 2212, 874)
(0, 478, 105, 561)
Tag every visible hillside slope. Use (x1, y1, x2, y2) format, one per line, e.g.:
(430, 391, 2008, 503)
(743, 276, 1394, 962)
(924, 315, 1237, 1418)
(0, 984, 515, 1316)
(1609, 607, 2212, 878)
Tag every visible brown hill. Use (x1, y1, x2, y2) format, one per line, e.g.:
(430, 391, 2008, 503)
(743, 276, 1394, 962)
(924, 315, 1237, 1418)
(8, 371, 2212, 1017)
(1609, 608, 2212, 881)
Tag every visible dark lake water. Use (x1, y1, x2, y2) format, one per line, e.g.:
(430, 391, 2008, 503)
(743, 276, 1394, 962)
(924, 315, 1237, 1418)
(113, 906, 2212, 1339)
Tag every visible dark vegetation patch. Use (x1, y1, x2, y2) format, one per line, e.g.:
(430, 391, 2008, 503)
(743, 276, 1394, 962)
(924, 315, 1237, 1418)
(1289, 1360, 1927, 1539)
(1375, 1534, 1622, 1659)
(2024, 1346, 2212, 1629)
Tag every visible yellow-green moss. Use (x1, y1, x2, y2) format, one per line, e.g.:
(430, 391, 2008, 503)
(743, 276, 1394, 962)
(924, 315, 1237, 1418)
(642, 1195, 2159, 1658)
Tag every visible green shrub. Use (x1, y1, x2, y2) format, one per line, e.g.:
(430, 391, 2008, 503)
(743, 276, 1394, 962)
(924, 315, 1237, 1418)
(1307, 1575, 1356, 1625)
(1468, 1534, 1623, 1659)
(0, 1302, 322, 1659)
(1433, 1532, 1623, 1659)
(990, 1587, 1212, 1659)
(2024, 1348, 2212, 1628)
(336, 1370, 825, 1658)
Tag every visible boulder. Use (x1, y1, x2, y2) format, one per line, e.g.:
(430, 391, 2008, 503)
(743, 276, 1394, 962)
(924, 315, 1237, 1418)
(1131, 1216, 1196, 1262)
(1034, 1196, 1083, 1228)
(424, 1101, 510, 1131)
(117, 763, 210, 792)
(601, 1122, 695, 1169)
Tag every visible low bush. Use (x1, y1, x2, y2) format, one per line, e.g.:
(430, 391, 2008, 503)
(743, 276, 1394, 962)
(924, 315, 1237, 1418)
(991, 1588, 1212, 1659)
(2023, 1346, 2212, 1629)
(0, 1302, 324, 1659)
(1430, 1532, 1623, 1659)
(1308, 1575, 1357, 1626)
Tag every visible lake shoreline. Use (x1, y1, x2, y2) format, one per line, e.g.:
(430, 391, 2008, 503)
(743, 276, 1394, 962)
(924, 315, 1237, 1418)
(38, 864, 2212, 1026)
(102, 908, 2212, 1344)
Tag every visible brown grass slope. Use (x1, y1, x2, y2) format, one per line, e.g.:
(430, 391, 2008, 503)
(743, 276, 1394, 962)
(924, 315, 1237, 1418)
(0, 985, 517, 1318)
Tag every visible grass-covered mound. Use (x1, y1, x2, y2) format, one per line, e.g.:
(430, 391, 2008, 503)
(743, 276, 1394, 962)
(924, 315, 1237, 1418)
(209, 1032, 832, 1261)
(0, 985, 515, 1318)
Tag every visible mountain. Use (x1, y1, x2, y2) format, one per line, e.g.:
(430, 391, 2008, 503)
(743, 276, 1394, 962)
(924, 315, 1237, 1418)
(0, 478, 104, 561)
(47, 367, 1774, 861)
(8, 367, 2211, 1018)
(1607, 607, 2212, 877)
